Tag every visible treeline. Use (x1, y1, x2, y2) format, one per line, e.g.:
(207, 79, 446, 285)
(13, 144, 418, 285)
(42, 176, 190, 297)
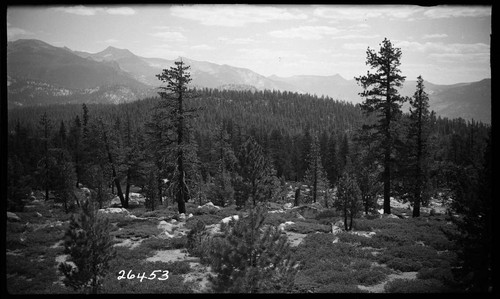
(7, 84, 489, 210)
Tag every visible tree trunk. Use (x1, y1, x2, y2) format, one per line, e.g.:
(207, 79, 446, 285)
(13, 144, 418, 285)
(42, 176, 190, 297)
(102, 127, 127, 208)
(313, 169, 317, 203)
(294, 187, 301, 206)
(125, 168, 131, 205)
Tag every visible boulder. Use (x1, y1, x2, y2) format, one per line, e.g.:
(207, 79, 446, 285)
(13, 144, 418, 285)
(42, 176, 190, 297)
(98, 208, 130, 215)
(197, 202, 221, 210)
(158, 220, 175, 234)
(293, 205, 320, 219)
(221, 215, 239, 224)
(283, 203, 293, 210)
(109, 196, 122, 207)
(7, 212, 21, 222)
(81, 187, 91, 198)
(110, 193, 146, 207)
(278, 221, 295, 231)
(331, 222, 343, 235)
(179, 213, 186, 221)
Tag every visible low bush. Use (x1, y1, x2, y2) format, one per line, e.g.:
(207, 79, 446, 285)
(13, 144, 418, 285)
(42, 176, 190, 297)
(139, 237, 172, 251)
(315, 209, 341, 219)
(417, 267, 456, 285)
(318, 283, 367, 293)
(287, 221, 330, 234)
(6, 222, 27, 234)
(112, 222, 160, 239)
(185, 213, 223, 230)
(354, 267, 389, 286)
(384, 278, 457, 293)
(336, 232, 381, 248)
(385, 258, 423, 272)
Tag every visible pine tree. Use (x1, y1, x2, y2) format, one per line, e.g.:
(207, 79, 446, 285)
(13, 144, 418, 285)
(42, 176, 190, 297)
(334, 158, 362, 231)
(59, 196, 116, 294)
(352, 128, 382, 215)
(407, 76, 432, 217)
(38, 112, 52, 201)
(355, 38, 406, 214)
(204, 205, 298, 293)
(303, 133, 330, 205)
(144, 165, 159, 211)
(154, 60, 200, 214)
(235, 136, 278, 207)
(447, 129, 492, 292)
(49, 148, 76, 213)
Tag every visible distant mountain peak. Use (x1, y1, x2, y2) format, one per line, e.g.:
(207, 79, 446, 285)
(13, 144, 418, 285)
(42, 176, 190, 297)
(95, 46, 135, 60)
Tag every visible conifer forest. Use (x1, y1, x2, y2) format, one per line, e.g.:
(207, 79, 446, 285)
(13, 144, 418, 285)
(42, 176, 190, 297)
(6, 37, 492, 294)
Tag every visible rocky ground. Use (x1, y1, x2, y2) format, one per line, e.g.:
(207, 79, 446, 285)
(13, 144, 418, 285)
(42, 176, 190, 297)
(6, 187, 458, 294)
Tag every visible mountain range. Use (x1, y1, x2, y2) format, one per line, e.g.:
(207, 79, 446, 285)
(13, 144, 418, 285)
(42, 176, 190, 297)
(7, 39, 491, 123)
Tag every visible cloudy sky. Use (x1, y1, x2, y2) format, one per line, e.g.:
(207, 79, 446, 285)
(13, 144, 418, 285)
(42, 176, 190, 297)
(7, 4, 491, 85)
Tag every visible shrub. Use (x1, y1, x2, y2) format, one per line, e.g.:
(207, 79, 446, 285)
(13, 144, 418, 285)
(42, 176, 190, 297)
(318, 283, 367, 293)
(385, 258, 422, 272)
(336, 232, 380, 248)
(140, 237, 172, 251)
(316, 209, 341, 219)
(204, 205, 299, 293)
(287, 221, 330, 234)
(185, 214, 223, 230)
(186, 219, 208, 257)
(384, 278, 456, 293)
(417, 267, 456, 285)
(59, 200, 116, 294)
(354, 267, 388, 286)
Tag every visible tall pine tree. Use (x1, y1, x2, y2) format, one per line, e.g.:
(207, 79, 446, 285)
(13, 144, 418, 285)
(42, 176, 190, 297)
(154, 60, 200, 214)
(355, 38, 406, 214)
(407, 76, 432, 217)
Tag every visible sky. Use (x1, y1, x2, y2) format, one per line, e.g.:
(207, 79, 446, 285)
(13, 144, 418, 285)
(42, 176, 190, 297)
(6, 4, 492, 85)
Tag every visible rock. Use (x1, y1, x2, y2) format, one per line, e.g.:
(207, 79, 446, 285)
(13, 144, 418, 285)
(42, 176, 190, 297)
(187, 213, 193, 219)
(98, 208, 130, 215)
(179, 213, 186, 221)
(278, 221, 295, 231)
(197, 202, 221, 210)
(283, 203, 293, 210)
(81, 187, 91, 198)
(331, 223, 343, 235)
(7, 212, 21, 222)
(332, 237, 339, 244)
(266, 202, 282, 210)
(382, 213, 399, 219)
(158, 220, 175, 234)
(221, 215, 239, 224)
(309, 202, 323, 210)
(109, 196, 123, 207)
(295, 212, 305, 220)
(205, 224, 221, 236)
(293, 205, 320, 219)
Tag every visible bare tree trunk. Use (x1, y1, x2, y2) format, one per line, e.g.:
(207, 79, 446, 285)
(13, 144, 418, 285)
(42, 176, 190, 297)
(102, 126, 127, 208)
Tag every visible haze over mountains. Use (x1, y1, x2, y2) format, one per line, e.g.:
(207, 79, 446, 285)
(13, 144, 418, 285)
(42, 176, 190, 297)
(7, 39, 491, 123)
